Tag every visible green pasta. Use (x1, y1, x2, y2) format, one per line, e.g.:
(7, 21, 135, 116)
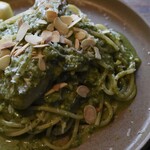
(0, 0, 141, 149)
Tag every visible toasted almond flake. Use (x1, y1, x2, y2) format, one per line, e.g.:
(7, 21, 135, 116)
(75, 31, 86, 41)
(60, 16, 73, 26)
(0, 42, 16, 50)
(81, 38, 96, 50)
(38, 58, 46, 71)
(46, 9, 58, 22)
(54, 17, 69, 35)
(75, 39, 80, 50)
(25, 34, 43, 45)
(51, 31, 60, 43)
(68, 15, 82, 29)
(0, 55, 11, 70)
(0, 49, 11, 58)
(76, 85, 90, 98)
(60, 36, 65, 43)
(18, 18, 23, 28)
(71, 14, 80, 21)
(65, 30, 73, 38)
(45, 82, 68, 96)
(14, 43, 30, 57)
(41, 30, 52, 43)
(64, 38, 72, 47)
(33, 44, 49, 48)
(94, 47, 101, 60)
(84, 105, 97, 125)
(16, 22, 30, 42)
(37, 19, 47, 25)
(47, 23, 54, 32)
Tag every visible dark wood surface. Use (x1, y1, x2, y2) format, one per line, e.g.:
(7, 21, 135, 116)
(123, 0, 150, 25)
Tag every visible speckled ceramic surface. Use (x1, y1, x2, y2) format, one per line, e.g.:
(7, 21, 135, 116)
(3, 0, 150, 150)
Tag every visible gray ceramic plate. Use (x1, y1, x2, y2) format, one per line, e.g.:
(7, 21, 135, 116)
(2, 0, 150, 150)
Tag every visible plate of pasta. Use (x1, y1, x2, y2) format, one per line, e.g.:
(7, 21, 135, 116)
(0, 0, 150, 150)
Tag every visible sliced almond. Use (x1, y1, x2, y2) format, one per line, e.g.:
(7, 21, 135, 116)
(41, 30, 52, 43)
(60, 36, 65, 43)
(0, 55, 11, 70)
(76, 85, 90, 98)
(68, 15, 82, 29)
(60, 16, 73, 26)
(75, 31, 86, 41)
(81, 38, 96, 50)
(0, 49, 11, 58)
(54, 17, 69, 35)
(47, 23, 54, 32)
(33, 44, 49, 48)
(64, 38, 72, 47)
(14, 43, 30, 57)
(84, 105, 97, 125)
(0, 41, 16, 50)
(38, 58, 46, 71)
(46, 9, 58, 22)
(25, 34, 43, 45)
(65, 30, 73, 38)
(37, 19, 47, 25)
(51, 31, 60, 43)
(45, 82, 68, 96)
(75, 39, 80, 50)
(94, 47, 101, 60)
(16, 22, 30, 42)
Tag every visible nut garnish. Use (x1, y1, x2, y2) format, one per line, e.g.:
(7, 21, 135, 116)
(68, 15, 82, 29)
(0, 41, 16, 50)
(47, 23, 54, 32)
(94, 47, 101, 60)
(16, 22, 30, 42)
(54, 17, 69, 35)
(45, 82, 68, 96)
(51, 31, 60, 43)
(81, 38, 96, 50)
(25, 34, 43, 45)
(0, 49, 11, 58)
(75, 39, 80, 50)
(65, 30, 73, 38)
(37, 19, 47, 25)
(14, 43, 30, 57)
(46, 9, 58, 22)
(84, 105, 97, 125)
(64, 38, 72, 47)
(76, 85, 90, 98)
(41, 30, 52, 43)
(60, 16, 73, 26)
(0, 55, 11, 70)
(33, 44, 49, 48)
(75, 31, 86, 41)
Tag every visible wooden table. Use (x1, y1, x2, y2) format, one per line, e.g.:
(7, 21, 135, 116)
(123, 0, 150, 25)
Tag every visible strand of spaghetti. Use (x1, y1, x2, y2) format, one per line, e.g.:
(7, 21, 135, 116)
(1, 119, 23, 128)
(32, 106, 83, 120)
(87, 30, 119, 51)
(100, 100, 114, 127)
(36, 117, 60, 131)
(115, 69, 136, 81)
(43, 119, 79, 150)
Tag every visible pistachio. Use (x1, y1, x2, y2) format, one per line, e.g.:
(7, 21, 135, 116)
(84, 105, 97, 125)
(0, 41, 16, 50)
(45, 82, 68, 96)
(81, 38, 96, 50)
(0, 55, 11, 70)
(41, 30, 52, 43)
(60, 16, 73, 26)
(75, 39, 80, 50)
(51, 31, 60, 43)
(54, 17, 69, 35)
(47, 23, 54, 32)
(76, 85, 90, 98)
(16, 22, 30, 42)
(0, 49, 11, 58)
(94, 47, 101, 60)
(25, 34, 43, 45)
(46, 9, 58, 22)
(75, 31, 86, 41)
